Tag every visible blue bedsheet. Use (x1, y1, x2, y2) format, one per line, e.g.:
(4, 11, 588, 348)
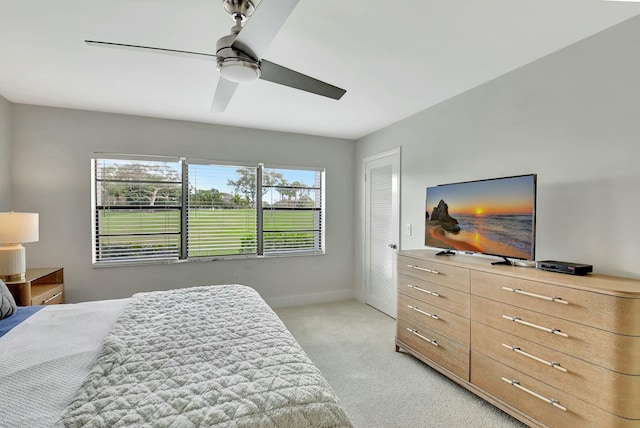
(0, 306, 45, 337)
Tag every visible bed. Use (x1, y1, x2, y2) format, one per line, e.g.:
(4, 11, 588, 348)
(0, 283, 353, 428)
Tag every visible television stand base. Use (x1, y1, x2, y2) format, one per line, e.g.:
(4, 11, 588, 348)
(491, 256, 512, 266)
(436, 250, 456, 256)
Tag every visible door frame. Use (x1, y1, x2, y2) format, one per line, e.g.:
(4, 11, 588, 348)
(362, 147, 401, 317)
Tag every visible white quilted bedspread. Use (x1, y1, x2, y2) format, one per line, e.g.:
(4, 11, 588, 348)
(55, 285, 352, 428)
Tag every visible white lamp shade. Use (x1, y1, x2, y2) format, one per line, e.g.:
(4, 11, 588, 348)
(0, 212, 39, 244)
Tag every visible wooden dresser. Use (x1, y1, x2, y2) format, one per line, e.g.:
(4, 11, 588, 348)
(395, 250, 640, 428)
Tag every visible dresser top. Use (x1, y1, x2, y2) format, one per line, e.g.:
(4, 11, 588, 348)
(398, 250, 640, 298)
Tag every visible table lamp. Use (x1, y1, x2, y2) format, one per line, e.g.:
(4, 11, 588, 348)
(0, 212, 39, 281)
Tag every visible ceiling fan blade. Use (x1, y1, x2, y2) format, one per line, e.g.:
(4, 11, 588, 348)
(232, 0, 300, 60)
(260, 60, 346, 100)
(85, 40, 218, 60)
(211, 78, 239, 113)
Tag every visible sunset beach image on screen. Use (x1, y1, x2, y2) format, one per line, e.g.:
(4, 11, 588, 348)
(424, 174, 536, 260)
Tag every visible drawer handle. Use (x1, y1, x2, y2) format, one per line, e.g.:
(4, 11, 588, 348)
(501, 377, 567, 411)
(407, 284, 439, 297)
(407, 305, 439, 320)
(407, 264, 440, 275)
(501, 315, 569, 338)
(502, 343, 568, 372)
(406, 328, 439, 347)
(42, 292, 63, 304)
(502, 287, 569, 305)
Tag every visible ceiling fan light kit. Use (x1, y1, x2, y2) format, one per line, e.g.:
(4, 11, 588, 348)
(86, 0, 346, 112)
(218, 58, 261, 82)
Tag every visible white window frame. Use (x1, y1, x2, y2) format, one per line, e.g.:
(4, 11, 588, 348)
(91, 154, 325, 266)
(260, 163, 325, 256)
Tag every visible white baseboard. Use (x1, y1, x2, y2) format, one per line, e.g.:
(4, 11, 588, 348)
(265, 288, 355, 309)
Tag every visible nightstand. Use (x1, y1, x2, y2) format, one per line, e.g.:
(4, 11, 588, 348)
(5, 268, 64, 306)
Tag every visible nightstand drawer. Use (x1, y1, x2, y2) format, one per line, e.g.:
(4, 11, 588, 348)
(5, 267, 64, 306)
(31, 284, 64, 305)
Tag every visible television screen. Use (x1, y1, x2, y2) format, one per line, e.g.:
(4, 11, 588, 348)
(425, 174, 536, 261)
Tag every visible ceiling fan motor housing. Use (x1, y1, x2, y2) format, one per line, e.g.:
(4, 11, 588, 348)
(216, 33, 261, 82)
(216, 0, 261, 83)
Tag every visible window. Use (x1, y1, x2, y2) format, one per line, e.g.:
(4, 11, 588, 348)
(92, 155, 325, 265)
(187, 162, 258, 258)
(261, 167, 323, 254)
(93, 157, 183, 262)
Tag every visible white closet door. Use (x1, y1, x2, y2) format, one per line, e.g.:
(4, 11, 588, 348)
(364, 148, 399, 318)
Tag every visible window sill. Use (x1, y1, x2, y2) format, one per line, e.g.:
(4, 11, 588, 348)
(92, 250, 324, 268)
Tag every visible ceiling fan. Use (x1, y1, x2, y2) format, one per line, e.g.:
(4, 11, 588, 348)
(86, 0, 346, 113)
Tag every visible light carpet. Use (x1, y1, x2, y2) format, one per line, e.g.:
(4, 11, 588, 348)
(276, 300, 527, 428)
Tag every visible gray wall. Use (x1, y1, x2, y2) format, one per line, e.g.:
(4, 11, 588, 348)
(355, 15, 640, 299)
(11, 105, 355, 306)
(7, 15, 640, 307)
(0, 96, 11, 210)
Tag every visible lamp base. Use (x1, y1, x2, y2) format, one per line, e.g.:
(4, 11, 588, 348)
(0, 273, 26, 282)
(0, 244, 26, 282)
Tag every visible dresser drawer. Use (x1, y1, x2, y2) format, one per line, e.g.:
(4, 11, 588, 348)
(471, 352, 637, 428)
(398, 255, 470, 292)
(471, 271, 640, 335)
(471, 321, 640, 419)
(398, 273, 470, 317)
(30, 284, 64, 305)
(398, 293, 470, 346)
(471, 296, 640, 375)
(397, 317, 469, 380)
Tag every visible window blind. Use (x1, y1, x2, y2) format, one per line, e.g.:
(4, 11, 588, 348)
(93, 158, 183, 262)
(261, 167, 323, 254)
(92, 155, 325, 265)
(187, 163, 257, 257)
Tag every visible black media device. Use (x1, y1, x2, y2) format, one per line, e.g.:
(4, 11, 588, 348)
(536, 260, 593, 276)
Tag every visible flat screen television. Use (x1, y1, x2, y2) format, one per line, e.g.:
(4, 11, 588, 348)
(425, 174, 536, 263)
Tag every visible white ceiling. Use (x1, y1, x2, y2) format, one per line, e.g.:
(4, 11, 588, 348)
(2, 1, 640, 140)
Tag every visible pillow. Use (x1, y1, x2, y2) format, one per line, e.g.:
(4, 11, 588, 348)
(0, 279, 17, 319)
